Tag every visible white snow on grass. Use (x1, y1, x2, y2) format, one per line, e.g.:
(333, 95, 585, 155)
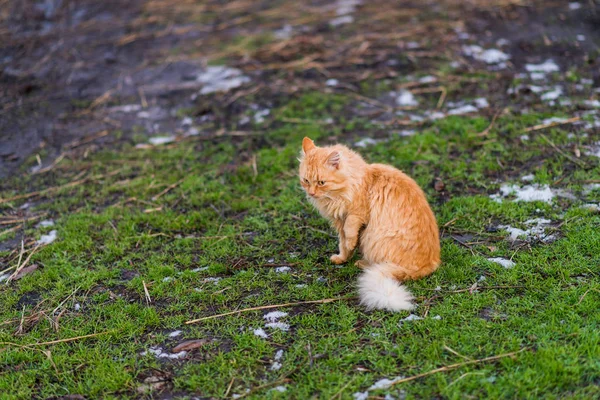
(148, 136, 175, 146)
(353, 392, 369, 400)
(37, 230, 57, 245)
(526, 59, 560, 73)
(253, 109, 270, 124)
(462, 45, 510, 64)
(396, 89, 418, 106)
(494, 184, 555, 203)
(108, 104, 142, 113)
(191, 267, 209, 272)
(447, 104, 478, 115)
(521, 174, 535, 182)
(37, 220, 55, 228)
(541, 87, 563, 102)
(498, 218, 553, 242)
(197, 66, 250, 95)
(330, 15, 353, 26)
(265, 322, 290, 331)
(542, 117, 569, 125)
(272, 386, 286, 392)
(253, 328, 269, 339)
(583, 100, 600, 108)
(474, 97, 489, 108)
(354, 138, 380, 148)
(275, 266, 291, 273)
(274, 349, 284, 361)
(487, 257, 516, 269)
(141, 346, 187, 360)
(263, 311, 288, 322)
(530, 72, 546, 80)
(168, 330, 182, 337)
(582, 203, 600, 211)
(418, 75, 436, 83)
(585, 143, 600, 158)
(569, 2, 581, 10)
(368, 377, 403, 390)
(400, 314, 423, 322)
(326, 78, 339, 86)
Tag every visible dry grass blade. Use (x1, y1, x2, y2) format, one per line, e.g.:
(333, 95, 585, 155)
(539, 133, 586, 167)
(151, 178, 185, 201)
(143, 280, 152, 304)
(0, 331, 113, 348)
(523, 116, 580, 132)
(6, 243, 41, 284)
(185, 296, 354, 324)
(388, 348, 527, 387)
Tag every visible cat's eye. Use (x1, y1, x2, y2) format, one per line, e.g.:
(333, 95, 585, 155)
(303, 178, 309, 184)
(318, 180, 325, 186)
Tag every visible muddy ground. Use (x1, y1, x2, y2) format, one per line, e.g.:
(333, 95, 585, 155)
(1, 0, 598, 179)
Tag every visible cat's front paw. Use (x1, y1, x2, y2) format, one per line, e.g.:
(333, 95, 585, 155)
(330, 254, 347, 265)
(354, 259, 368, 268)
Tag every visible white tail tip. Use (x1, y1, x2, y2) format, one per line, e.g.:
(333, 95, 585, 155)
(358, 264, 415, 312)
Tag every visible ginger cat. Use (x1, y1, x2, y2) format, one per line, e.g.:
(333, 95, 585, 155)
(299, 137, 440, 311)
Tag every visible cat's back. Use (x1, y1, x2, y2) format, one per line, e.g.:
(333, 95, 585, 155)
(366, 163, 425, 198)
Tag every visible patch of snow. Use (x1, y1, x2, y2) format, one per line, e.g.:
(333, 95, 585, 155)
(263, 311, 288, 322)
(462, 45, 510, 64)
(487, 257, 515, 269)
(295, 284, 307, 288)
(326, 78, 339, 86)
(197, 66, 250, 95)
(577, 35, 586, 41)
(148, 136, 175, 146)
(434, 286, 441, 291)
(520, 134, 530, 141)
(521, 174, 535, 182)
(541, 87, 563, 101)
(401, 314, 423, 322)
(168, 330, 182, 337)
(432, 315, 442, 320)
(353, 392, 369, 400)
(406, 41, 420, 49)
(448, 104, 478, 115)
(74, 303, 81, 311)
(109, 104, 141, 113)
(398, 130, 416, 137)
(191, 267, 209, 272)
(254, 109, 270, 124)
(274, 24, 293, 40)
(542, 117, 569, 125)
(253, 328, 269, 338)
(418, 75, 436, 83)
(162, 277, 173, 282)
(141, 346, 187, 360)
(204, 277, 221, 284)
(265, 322, 290, 331)
(37, 220, 55, 228)
(181, 117, 193, 127)
(354, 138, 379, 148)
(368, 377, 403, 390)
(495, 184, 555, 203)
(425, 110, 446, 120)
(317, 276, 327, 283)
(499, 218, 553, 242)
(396, 90, 418, 106)
(582, 203, 600, 211)
(586, 143, 600, 158)
(0, 273, 9, 283)
(274, 349, 284, 361)
(569, 2, 581, 10)
(474, 98, 489, 108)
(37, 230, 57, 245)
(530, 72, 546, 80)
(583, 100, 600, 108)
(330, 15, 354, 26)
(526, 60, 559, 73)
(581, 78, 593, 85)
(272, 385, 286, 392)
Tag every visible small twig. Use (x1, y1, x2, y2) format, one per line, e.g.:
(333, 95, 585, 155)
(539, 133, 586, 167)
(6, 243, 41, 283)
(576, 288, 600, 306)
(151, 178, 185, 201)
(0, 331, 112, 348)
(388, 348, 527, 387)
(523, 116, 579, 132)
(224, 377, 235, 398)
(476, 110, 502, 137)
(186, 296, 354, 324)
(436, 86, 447, 109)
(329, 377, 356, 400)
(443, 345, 472, 361)
(143, 280, 152, 305)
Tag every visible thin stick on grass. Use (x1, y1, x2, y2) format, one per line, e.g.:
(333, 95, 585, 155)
(388, 348, 527, 387)
(0, 331, 113, 348)
(523, 116, 579, 132)
(143, 280, 152, 305)
(539, 133, 586, 167)
(185, 296, 354, 324)
(151, 178, 185, 201)
(6, 243, 41, 283)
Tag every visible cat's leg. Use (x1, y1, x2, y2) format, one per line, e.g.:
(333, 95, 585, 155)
(343, 215, 363, 254)
(330, 219, 350, 264)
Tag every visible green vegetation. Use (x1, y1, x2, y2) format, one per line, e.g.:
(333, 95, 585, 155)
(1, 90, 599, 399)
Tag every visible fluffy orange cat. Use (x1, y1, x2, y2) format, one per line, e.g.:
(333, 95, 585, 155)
(299, 137, 440, 311)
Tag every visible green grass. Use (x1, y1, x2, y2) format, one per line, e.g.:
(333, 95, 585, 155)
(1, 91, 600, 399)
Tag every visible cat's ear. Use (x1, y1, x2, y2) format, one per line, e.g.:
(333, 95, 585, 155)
(302, 137, 316, 154)
(326, 151, 341, 169)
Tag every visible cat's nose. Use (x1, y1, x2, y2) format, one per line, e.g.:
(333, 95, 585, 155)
(308, 189, 316, 196)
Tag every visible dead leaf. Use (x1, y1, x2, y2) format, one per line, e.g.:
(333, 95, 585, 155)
(172, 339, 209, 353)
(14, 264, 39, 280)
(434, 179, 445, 192)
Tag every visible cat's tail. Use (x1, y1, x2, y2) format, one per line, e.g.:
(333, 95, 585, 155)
(357, 263, 415, 312)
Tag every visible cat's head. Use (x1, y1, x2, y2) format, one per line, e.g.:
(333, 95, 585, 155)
(298, 137, 347, 199)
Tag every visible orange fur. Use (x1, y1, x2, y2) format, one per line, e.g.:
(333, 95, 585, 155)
(299, 137, 440, 311)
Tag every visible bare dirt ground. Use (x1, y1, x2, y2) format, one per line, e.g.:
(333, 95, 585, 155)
(1, 0, 598, 179)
